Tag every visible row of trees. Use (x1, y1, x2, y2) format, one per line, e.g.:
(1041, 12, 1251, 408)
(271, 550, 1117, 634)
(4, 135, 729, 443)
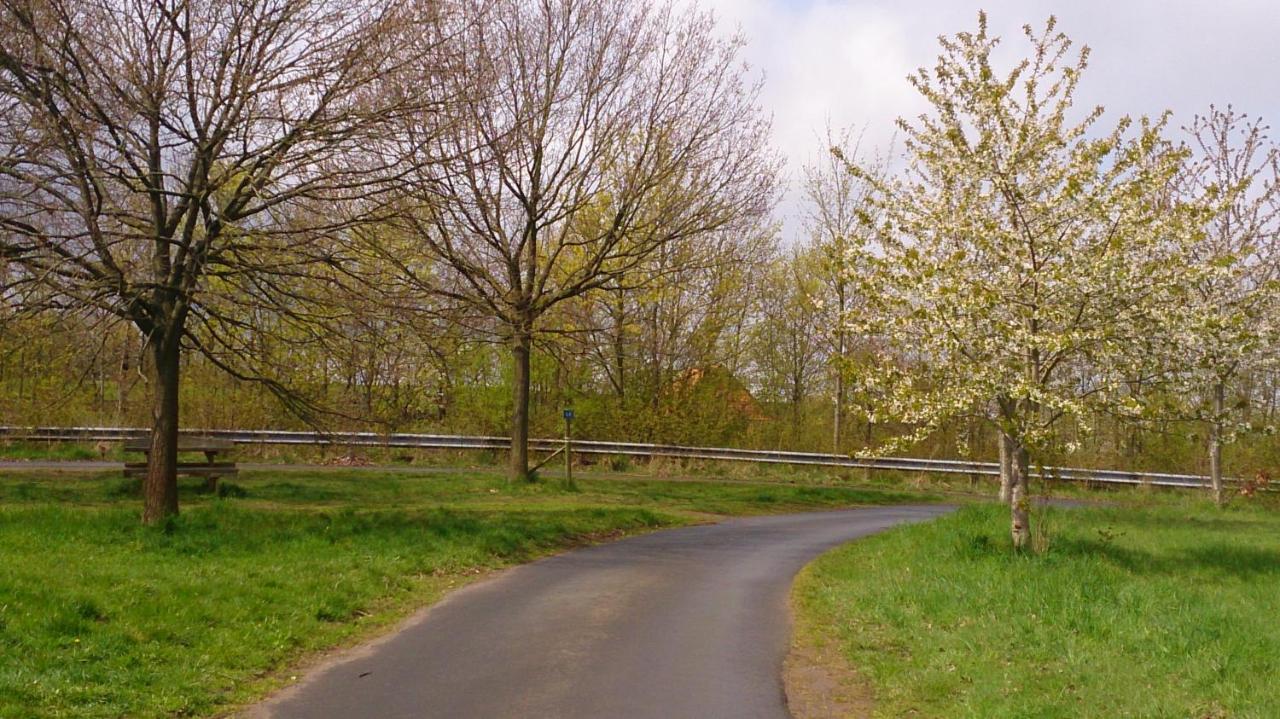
(0, 0, 779, 522)
(3, 5, 1277, 545)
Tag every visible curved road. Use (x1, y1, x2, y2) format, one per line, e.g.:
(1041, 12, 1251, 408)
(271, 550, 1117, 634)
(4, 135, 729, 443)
(251, 505, 950, 719)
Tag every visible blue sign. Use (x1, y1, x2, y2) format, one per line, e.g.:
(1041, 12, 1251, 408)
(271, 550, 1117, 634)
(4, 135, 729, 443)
(563, 408, 575, 420)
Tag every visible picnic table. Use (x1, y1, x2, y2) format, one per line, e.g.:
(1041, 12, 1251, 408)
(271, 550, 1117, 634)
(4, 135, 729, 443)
(123, 436, 238, 490)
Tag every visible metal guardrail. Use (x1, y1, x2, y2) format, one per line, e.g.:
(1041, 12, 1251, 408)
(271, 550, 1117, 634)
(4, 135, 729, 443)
(0, 425, 1220, 490)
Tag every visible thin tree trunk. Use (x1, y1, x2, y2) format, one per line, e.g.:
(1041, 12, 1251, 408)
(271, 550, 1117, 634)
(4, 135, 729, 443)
(117, 336, 130, 425)
(613, 293, 627, 398)
(998, 430, 1013, 504)
(834, 276, 849, 454)
(862, 415, 873, 482)
(143, 333, 181, 525)
(791, 375, 803, 442)
(833, 325, 845, 455)
(17, 347, 25, 409)
(965, 418, 979, 487)
(1209, 381, 1225, 507)
(510, 330, 533, 483)
(832, 388, 842, 454)
(1009, 438, 1031, 549)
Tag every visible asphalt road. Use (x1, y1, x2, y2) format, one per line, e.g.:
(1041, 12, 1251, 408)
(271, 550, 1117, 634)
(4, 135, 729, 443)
(250, 505, 952, 719)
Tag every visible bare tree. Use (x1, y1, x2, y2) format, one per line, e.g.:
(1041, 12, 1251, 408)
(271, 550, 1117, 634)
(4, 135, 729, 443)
(0, 0, 442, 523)
(382, 0, 779, 481)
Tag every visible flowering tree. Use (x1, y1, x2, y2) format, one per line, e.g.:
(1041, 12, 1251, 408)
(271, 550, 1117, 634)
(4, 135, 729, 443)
(841, 14, 1202, 548)
(1176, 108, 1280, 505)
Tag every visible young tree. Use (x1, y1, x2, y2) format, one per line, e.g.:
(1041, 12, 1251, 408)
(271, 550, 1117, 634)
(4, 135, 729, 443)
(841, 14, 1201, 548)
(385, 0, 778, 481)
(0, 0, 439, 523)
(1177, 107, 1280, 505)
(802, 127, 883, 453)
(748, 248, 826, 445)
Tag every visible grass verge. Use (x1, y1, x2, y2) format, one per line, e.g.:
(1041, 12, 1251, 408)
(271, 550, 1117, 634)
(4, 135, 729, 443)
(0, 469, 931, 718)
(793, 500, 1280, 718)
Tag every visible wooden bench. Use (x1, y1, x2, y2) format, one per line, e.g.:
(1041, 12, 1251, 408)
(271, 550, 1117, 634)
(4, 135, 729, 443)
(123, 437, 238, 491)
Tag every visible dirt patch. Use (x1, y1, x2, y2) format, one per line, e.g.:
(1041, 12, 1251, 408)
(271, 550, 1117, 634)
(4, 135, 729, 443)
(784, 599, 875, 719)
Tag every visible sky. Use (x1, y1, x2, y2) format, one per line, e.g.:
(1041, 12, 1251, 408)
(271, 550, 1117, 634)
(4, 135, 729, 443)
(696, 0, 1280, 242)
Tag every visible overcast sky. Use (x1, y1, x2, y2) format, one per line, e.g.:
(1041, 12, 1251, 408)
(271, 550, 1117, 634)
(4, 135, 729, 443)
(699, 0, 1280, 242)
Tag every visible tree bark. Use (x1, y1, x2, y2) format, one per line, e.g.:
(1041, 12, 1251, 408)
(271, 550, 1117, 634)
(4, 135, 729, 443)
(1009, 438, 1031, 550)
(510, 330, 533, 483)
(998, 430, 1014, 504)
(1209, 381, 1225, 507)
(142, 332, 182, 525)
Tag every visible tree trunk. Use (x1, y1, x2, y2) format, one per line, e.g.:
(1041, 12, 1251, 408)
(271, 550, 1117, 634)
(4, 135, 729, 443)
(998, 430, 1014, 504)
(791, 375, 804, 441)
(833, 326, 845, 455)
(1209, 381, 1225, 507)
(17, 346, 25, 408)
(1009, 438, 1031, 550)
(612, 293, 627, 398)
(510, 330, 533, 482)
(143, 333, 182, 525)
(117, 335, 131, 425)
(862, 415, 873, 482)
(832, 390, 842, 455)
(834, 280, 844, 452)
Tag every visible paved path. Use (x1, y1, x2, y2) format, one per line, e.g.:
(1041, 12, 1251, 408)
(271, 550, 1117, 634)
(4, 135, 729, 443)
(251, 505, 952, 719)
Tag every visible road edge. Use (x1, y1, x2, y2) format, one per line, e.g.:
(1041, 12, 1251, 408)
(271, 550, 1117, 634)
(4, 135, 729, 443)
(783, 565, 876, 719)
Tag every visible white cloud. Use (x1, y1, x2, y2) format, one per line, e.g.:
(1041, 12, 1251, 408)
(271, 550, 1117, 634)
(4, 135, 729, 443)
(698, 0, 1280, 243)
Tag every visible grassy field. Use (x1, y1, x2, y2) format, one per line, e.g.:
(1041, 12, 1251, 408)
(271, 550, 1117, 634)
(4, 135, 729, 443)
(0, 468, 928, 719)
(793, 499, 1280, 718)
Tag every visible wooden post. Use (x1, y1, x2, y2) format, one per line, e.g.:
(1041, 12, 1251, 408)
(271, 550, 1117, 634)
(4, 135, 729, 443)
(563, 408, 575, 490)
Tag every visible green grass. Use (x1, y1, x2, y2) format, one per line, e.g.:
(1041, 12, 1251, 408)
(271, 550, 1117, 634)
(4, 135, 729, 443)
(0, 441, 105, 462)
(793, 500, 1280, 718)
(0, 468, 930, 718)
